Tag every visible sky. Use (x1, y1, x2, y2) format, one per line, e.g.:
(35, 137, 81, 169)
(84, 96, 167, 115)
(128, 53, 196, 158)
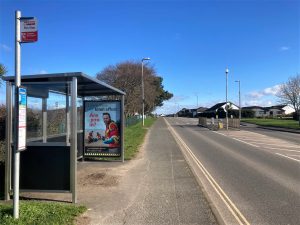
(0, 0, 299, 114)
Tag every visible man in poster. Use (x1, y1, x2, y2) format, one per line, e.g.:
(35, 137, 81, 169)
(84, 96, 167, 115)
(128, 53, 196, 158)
(102, 112, 120, 148)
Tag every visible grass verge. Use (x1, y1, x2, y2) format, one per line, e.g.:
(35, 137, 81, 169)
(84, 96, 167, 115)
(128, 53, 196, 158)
(124, 117, 156, 160)
(0, 201, 86, 225)
(242, 118, 300, 130)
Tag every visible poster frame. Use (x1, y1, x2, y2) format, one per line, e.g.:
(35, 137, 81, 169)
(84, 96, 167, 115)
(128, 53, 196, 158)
(83, 100, 123, 158)
(18, 86, 27, 151)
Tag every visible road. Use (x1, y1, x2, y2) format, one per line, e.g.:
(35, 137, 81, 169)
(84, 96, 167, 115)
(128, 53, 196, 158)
(164, 117, 300, 225)
(240, 122, 300, 145)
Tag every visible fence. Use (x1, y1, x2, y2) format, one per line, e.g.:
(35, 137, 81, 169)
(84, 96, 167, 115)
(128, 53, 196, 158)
(198, 117, 240, 130)
(125, 116, 141, 127)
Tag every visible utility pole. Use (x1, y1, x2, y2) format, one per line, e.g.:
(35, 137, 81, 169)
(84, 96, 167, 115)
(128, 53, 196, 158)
(141, 57, 150, 126)
(225, 68, 229, 130)
(235, 80, 241, 120)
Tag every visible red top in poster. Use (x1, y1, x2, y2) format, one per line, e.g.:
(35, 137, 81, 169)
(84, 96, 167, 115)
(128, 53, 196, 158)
(20, 18, 38, 43)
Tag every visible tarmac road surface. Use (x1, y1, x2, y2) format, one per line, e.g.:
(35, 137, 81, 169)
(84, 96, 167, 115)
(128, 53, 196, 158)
(165, 117, 300, 225)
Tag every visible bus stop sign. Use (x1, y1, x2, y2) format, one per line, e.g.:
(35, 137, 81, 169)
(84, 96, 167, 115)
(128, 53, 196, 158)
(20, 17, 38, 43)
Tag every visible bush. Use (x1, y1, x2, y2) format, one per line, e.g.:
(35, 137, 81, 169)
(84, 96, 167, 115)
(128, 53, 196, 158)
(241, 109, 255, 118)
(292, 112, 300, 121)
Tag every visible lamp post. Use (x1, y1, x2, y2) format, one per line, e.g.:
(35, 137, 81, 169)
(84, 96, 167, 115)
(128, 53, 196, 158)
(235, 80, 241, 120)
(225, 68, 229, 130)
(142, 57, 150, 126)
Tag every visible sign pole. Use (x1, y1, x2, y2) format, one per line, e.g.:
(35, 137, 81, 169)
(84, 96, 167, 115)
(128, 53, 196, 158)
(13, 10, 21, 219)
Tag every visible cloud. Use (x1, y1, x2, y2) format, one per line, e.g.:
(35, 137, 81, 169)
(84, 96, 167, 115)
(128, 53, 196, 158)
(263, 85, 281, 95)
(0, 44, 12, 52)
(243, 99, 273, 107)
(247, 84, 281, 100)
(248, 91, 263, 99)
(167, 95, 190, 103)
(244, 84, 281, 107)
(39, 70, 48, 74)
(280, 46, 290, 51)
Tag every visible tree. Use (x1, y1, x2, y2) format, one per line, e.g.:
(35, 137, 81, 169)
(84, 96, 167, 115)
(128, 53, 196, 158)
(277, 74, 300, 123)
(96, 61, 173, 116)
(0, 64, 7, 86)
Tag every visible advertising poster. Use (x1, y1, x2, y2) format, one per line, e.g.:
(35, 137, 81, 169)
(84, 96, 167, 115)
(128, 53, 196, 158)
(84, 101, 121, 157)
(18, 87, 27, 151)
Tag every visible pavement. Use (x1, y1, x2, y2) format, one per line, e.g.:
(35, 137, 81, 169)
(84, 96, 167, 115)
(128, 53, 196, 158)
(74, 118, 218, 225)
(13, 118, 217, 225)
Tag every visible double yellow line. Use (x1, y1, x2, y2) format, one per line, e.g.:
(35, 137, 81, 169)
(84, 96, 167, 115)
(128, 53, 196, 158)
(164, 118, 250, 225)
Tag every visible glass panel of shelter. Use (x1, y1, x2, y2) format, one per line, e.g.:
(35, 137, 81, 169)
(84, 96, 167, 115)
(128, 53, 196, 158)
(20, 82, 72, 146)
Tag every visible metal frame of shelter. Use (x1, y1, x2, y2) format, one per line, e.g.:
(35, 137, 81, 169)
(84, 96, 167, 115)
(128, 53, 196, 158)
(3, 72, 125, 203)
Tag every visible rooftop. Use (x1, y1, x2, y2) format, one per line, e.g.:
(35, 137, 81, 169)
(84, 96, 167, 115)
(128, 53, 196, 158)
(3, 72, 125, 96)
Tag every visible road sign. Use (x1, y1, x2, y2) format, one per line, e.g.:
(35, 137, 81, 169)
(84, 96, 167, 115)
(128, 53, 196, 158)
(20, 17, 38, 43)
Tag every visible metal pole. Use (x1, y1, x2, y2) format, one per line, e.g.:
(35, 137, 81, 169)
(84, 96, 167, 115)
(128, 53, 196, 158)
(66, 86, 70, 143)
(42, 98, 47, 143)
(70, 77, 77, 204)
(5, 82, 12, 201)
(225, 69, 228, 130)
(13, 10, 21, 219)
(121, 95, 125, 162)
(239, 81, 241, 120)
(141, 61, 145, 126)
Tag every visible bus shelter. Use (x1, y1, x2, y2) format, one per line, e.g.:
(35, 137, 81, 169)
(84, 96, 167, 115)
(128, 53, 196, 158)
(4, 72, 125, 203)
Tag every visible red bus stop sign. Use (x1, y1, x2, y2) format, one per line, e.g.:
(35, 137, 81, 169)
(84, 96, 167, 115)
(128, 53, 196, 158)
(20, 17, 38, 43)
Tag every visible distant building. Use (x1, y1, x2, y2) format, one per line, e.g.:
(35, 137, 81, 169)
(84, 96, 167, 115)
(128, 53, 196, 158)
(196, 107, 208, 116)
(204, 102, 239, 114)
(242, 105, 295, 117)
(201, 102, 239, 118)
(176, 107, 208, 118)
(242, 106, 265, 117)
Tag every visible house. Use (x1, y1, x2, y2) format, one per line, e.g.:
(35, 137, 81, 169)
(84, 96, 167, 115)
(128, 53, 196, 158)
(176, 107, 208, 118)
(204, 102, 239, 113)
(202, 102, 239, 118)
(196, 107, 208, 116)
(242, 106, 265, 117)
(242, 105, 295, 118)
(176, 108, 188, 117)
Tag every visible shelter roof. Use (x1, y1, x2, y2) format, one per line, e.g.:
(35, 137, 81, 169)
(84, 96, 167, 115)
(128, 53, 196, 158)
(3, 72, 125, 96)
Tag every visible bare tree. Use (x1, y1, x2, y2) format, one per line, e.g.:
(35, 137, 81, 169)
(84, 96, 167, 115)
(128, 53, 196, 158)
(0, 64, 7, 86)
(277, 74, 300, 123)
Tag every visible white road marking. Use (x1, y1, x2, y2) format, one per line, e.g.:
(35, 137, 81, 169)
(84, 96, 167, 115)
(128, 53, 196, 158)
(214, 131, 259, 148)
(287, 154, 300, 158)
(261, 147, 300, 152)
(232, 137, 260, 148)
(165, 119, 250, 225)
(214, 130, 300, 163)
(235, 142, 300, 149)
(275, 153, 300, 163)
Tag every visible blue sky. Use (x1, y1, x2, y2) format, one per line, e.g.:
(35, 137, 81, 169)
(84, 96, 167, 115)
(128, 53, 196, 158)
(0, 0, 299, 114)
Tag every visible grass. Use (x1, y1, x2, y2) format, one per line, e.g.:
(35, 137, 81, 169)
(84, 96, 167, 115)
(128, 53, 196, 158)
(124, 117, 156, 160)
(242, 118, 300, 130)
(0, 201, 86, 225)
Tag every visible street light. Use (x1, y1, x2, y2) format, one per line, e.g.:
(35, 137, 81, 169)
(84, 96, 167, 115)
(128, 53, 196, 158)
(235, 80, 241, 121)
(142, 57, 150, 126)
(225, 68, 229, 130)
(194, 93, 199, 108)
